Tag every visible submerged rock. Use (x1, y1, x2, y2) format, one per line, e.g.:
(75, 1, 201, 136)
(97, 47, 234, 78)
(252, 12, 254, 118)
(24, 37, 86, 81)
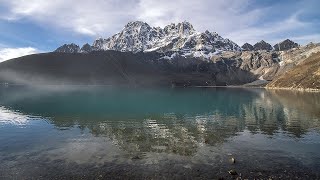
(228, 169, 238, 175)
(231, 157, 236, 164)
(131, 155, 142, 160)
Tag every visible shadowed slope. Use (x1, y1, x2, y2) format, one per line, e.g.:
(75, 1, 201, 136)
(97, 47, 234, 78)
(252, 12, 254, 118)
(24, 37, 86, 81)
(0, 51, 255, 86)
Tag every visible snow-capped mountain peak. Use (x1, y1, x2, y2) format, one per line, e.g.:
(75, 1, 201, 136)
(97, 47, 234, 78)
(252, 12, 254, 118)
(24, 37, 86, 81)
(56, 21, 241, 59)
(91, 21, 240, 56)
(93, 21, 164, 52)
(163, 21, 195, 37)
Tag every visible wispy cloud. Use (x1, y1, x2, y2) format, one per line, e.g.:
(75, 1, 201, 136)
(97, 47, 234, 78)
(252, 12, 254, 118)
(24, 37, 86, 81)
(136, 0, 261, 32)
(0, 0, 319, 46)
(0, 0, 138, 36)
(0, 47, 39, 62)
(291, 34, 320, 44)
(226, 13, 311, 45)
(0, 0, 261, 36)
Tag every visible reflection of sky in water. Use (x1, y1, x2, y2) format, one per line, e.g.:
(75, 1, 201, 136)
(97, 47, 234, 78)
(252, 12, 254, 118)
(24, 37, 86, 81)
(0, 106, 29, 125)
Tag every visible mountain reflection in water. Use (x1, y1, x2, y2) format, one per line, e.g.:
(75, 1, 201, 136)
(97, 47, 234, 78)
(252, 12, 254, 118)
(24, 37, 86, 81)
(0, 86, 319, 179)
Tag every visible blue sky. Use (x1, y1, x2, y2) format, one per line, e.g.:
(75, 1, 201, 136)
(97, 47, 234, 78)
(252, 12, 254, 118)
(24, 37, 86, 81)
(0, 0, 319, 61)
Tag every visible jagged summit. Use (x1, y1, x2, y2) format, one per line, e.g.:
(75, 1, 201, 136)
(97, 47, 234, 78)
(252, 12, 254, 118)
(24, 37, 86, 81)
(55, 21, 240, 59)
(274, 39, 299, 51)
(163, 21, 196, 37)
(80, 43, 94, 53)
(93, 21, 163, 52)
(253, 40, 273, 51)
(124, 21, 150, 28)
(241, 43, 254, 51)
(54, 43, 80, 53)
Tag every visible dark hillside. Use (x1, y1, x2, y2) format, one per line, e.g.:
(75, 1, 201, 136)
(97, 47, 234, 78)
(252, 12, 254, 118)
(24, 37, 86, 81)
(0, 51, 256, 86)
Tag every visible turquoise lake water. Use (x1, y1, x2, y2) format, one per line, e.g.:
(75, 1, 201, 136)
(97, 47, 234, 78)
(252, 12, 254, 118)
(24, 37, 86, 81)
(0, 86, 319, 179)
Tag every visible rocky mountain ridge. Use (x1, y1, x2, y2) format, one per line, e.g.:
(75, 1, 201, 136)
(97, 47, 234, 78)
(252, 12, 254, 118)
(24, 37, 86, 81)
(55, 21, 300, 59)
(55, 21, 242, 57)
(92, 21, 242, 56)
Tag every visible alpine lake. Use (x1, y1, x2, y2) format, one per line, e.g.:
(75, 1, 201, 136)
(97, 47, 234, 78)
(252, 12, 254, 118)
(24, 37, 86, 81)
(0, 86, 319, 179)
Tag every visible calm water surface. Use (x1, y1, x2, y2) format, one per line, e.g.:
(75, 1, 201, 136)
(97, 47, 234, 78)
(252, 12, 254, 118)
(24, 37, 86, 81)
(0, 86, 319, 179)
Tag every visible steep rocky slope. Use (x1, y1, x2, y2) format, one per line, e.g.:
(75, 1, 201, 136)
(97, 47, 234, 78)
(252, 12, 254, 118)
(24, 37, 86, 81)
(209, 43, 320, 87)
(274, 43, 320, 77)
(209, 50, 280, 81)
(267, 52, 320, 90)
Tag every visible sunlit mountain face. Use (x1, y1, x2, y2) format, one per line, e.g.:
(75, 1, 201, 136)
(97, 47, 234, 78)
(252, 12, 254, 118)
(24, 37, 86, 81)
(0, 86, 319, 179)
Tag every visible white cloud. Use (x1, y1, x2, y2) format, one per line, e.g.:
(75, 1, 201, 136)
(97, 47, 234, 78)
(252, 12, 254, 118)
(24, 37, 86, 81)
(0, 0, 318, 45)
(0, 0, 138, 36)
(0, 47, 39, 62)
(136, 0, 261, 33)
(226, 13, 309, 45)
(0, 0, 266, 42)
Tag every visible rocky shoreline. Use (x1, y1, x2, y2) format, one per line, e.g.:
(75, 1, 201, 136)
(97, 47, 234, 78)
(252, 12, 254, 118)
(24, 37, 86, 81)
(266, 87, 320, 92)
